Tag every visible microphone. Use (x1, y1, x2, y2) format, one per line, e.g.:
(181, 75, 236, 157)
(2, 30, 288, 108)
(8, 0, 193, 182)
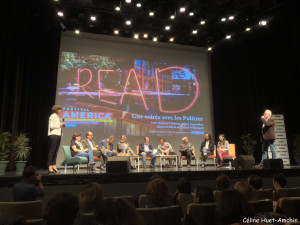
(62, 118, 65, 127)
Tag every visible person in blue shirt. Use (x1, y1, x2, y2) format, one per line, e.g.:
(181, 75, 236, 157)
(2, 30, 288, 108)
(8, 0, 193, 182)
(99, 135, 117, 162)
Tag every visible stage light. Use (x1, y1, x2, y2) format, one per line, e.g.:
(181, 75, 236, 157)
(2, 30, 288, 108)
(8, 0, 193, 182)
(259, 20, 267, 26)
(115, 6, 120, 11)
(153, 37, 158, 42)
(228, 16, 234, 20)
(125, 0, 131, 3)
(208, 47, 212, 51)
(149, 12, 154, 16)
(179, 7, 185, 12)
(170, 15, 175, 19)
(75, 29, 80, 34)
(57, 11, 63, 17)
(189, 12, 194, 16)
(226, 35, 231, 39)
(136, 3, 141, 7)
(200, 20, 205, 25)
(192, 30, 197, 34)
(90, 16, 96, 21)
(134, 34, 139, 39)
(143, 34, 148, 38)
(169, 37, 174, 42)
(114, 30, 119, 35)
(126, 20, 131, 25)
(245, 27, 251, 31)
(165, 26, 170, 30)
(221, 17, 226, 22)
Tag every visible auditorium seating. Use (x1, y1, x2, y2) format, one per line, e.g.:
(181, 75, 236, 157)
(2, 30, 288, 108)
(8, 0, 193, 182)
(80, 212, 94, 225)
(183, 203, 217, 225)
(213, 190, 222, 202)
(248, 199, 273, 213)
(138, 195, 149, 207)
(277, 187, 300, 199)
(61, 146, 89, 173)
(136, 205, 181, 225)
(178, 193, 193, 214)
(278, 197, 300, 219)
(180, 146, 198, 167)
(249, 189, 273, 201)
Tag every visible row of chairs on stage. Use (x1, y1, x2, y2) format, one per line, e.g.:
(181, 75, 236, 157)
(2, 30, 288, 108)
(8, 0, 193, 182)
(61, 144, 236, 172)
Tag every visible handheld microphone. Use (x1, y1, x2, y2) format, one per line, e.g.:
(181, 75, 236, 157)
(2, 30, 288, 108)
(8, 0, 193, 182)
(62, 118, 65, 127)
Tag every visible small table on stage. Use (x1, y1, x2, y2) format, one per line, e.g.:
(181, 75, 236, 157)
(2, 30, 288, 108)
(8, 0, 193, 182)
(117, 153, 140, 169)
(156, 154, 178, 169)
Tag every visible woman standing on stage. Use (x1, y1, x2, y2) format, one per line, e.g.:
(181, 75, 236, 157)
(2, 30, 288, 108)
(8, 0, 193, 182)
(48, 105, 65, 173)
(217, 134, 230, 167)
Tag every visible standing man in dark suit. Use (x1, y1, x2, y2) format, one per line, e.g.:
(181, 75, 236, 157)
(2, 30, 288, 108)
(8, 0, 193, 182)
(260, 109, 277, 165)
(139, 137, 156, 168)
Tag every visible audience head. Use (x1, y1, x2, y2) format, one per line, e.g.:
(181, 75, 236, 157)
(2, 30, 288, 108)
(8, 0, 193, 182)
(182, 137, 188, 144)
(273, 173, 287, 190)
(44, 191, 79, 225)
(193, 185, 214, 204)
(234, 181, 254, 201)
(51, 105, 62, 114)
(218, 134, 226, 143)
(248, 175, 263, 190)
(108, 135, 114, 143)
(204, 133, 212, 142)
(71, 133, 81, 142)
(177, 177, 192, 194)
(216, 174, 230, 191)
(144, 136, 149, 144)
(94, 198, 144, 225)
(86, 131, 93, 140)
(149, 174, 163, 182)
(22, 166, 39, 183)
(78, 182, 103, 214)
(216, 189, 254, 225)
(146, 178, 171, 207)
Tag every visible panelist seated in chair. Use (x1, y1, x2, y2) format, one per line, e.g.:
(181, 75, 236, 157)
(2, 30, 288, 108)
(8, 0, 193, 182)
(216, 134, 229, 167)
(200, 133, 214, 167)
(139, 136, 156, 168)
(117, 135, 135, 155)
(99, 135, 117, 158)
(158, 137, 181, 168)
(81, 131, 105, 170)
(179, 137, 194, 168)
(70, 133, 99, 171)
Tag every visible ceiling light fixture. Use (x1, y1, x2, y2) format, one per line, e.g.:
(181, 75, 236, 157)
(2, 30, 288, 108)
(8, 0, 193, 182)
(165, 26, 170, 30)
(115, 6, 120, 11)
(57, 11, 63, 17)
(221, 18, 226, 22)
(189, 12, 194, 16)
(245, 27, 251, 31)
(208, 47, 212, 51)
(143, 34, 148, 38)
(136, 3, 141, 7)
(90, 16, 96, 21)
(200, 20, 205, 25)
(228, 16, 234, 20)
(170, 15, 175, 19)
(259, 20, 267, 26)
(125, 20, 131, 25)
(114, 30, 119, 35)
(125, 0, 131, 3)
(149, 12, 154, 16)
(192, 30, 197, 34)
(75, 29, 80, 34)
(226, 35, 231, 39)
(153, 37, 157, 42)
(134, 34, 139, 39)
(169, 37, 174, 42)
(179, 7, 185, 12)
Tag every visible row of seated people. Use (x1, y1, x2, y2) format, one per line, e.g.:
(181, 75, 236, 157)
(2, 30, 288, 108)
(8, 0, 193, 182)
(8, 167, 300, 225)
(69, 132, 230, 171)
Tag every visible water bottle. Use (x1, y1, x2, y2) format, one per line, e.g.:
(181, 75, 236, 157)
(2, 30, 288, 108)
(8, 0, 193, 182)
(229, 161, 232, 169)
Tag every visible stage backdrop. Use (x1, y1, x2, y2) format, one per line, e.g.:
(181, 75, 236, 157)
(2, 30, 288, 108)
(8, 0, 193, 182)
(55, 31, 213, 163)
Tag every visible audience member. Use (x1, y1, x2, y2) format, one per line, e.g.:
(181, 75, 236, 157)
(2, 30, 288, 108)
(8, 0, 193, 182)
(216, 174, 230, 191)
(234, 181, 254, 201)
(13, 166, 45, 201)
(148, 173, 163, 182)
(273, 173, 287, 201)
(173, 177, 192, 204)
(78, 182, 103, 214)
(146, 178, 172, 207)
(248, 175, 263, 190)
(193, 185, 214, 203)
(44, 191, 79, 225)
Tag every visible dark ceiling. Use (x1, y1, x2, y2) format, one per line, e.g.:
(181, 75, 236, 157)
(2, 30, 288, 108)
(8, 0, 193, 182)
(51, 0, 285, 48)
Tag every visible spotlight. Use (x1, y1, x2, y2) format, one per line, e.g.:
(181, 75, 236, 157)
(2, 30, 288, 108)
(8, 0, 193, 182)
(165, 26, 170, 30)
(226, 35, 231, 39)
(153, 37, 158, 42)
(114, 30, 119, 35)
(149, 12, 154, 16)
(125, 20, 131, 25)
(221, 18, 226, 22)
(189, 12, 194, 16)
(134, 34, 139, 39)
(228, 16, 234, 20)
(200, 20, 205, 25)
(75, 29, 80, 34)
(115, 6, 120, 11)
(208, 47, 212, 51)
(192, 30, 197, 34)
(90, 16, 96, 21)
(259, 20, 267, 26)
(125, 0, 131, 3)
(170, 15, 175, 20)
(143, 34, 148, 38)
(169, 37, 174, 42)
(179, 7, 185, 12)
(57, 11, 63, 17)
(136, 3, 141, 7)
(245, 27, 251, 31)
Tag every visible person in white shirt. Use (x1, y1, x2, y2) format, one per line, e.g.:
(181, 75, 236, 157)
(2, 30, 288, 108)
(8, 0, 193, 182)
(48, 105, 65, 173)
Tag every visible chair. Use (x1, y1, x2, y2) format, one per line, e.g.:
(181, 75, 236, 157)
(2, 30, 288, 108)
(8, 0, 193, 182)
(136, 146, 152, 166)
(180, 146, 198, 167)
(138, 195, 149, 207)
(199, 146, 216, 166)
(136, 205, 181, 225)
(22, 219, 45, 225)
(248, 199, 273, 213)
(0, 200, 44, 220)
(249, 189, 273, 201)
(183, 203, 217, 225)
(213, 190, 222, 202)
(178, 193, 193, 214)
(112, 196, 136, 207)
(61, 146, 89, 173)
(222, 144, 236, 162)
(79, 212, 94, 225)
(277, 187, 300, 199)
(278, 197, 300, 219)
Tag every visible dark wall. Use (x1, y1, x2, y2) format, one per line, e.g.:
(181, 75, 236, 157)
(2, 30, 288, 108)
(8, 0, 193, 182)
(0, 0, 299, 168)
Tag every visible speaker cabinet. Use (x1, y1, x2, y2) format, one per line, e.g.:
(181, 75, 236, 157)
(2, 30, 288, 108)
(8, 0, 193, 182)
(233, 155, 255, 169)
(263, 159, 283, 169)
(106, 157, 131, 173)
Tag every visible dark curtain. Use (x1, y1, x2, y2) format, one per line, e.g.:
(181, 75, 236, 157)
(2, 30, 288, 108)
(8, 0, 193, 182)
(211, 1, 300, 163)
(0, 0, 60, 168)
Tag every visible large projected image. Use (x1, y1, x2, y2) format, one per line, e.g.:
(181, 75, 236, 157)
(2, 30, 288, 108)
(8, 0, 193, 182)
(57, 52, 204, 136)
